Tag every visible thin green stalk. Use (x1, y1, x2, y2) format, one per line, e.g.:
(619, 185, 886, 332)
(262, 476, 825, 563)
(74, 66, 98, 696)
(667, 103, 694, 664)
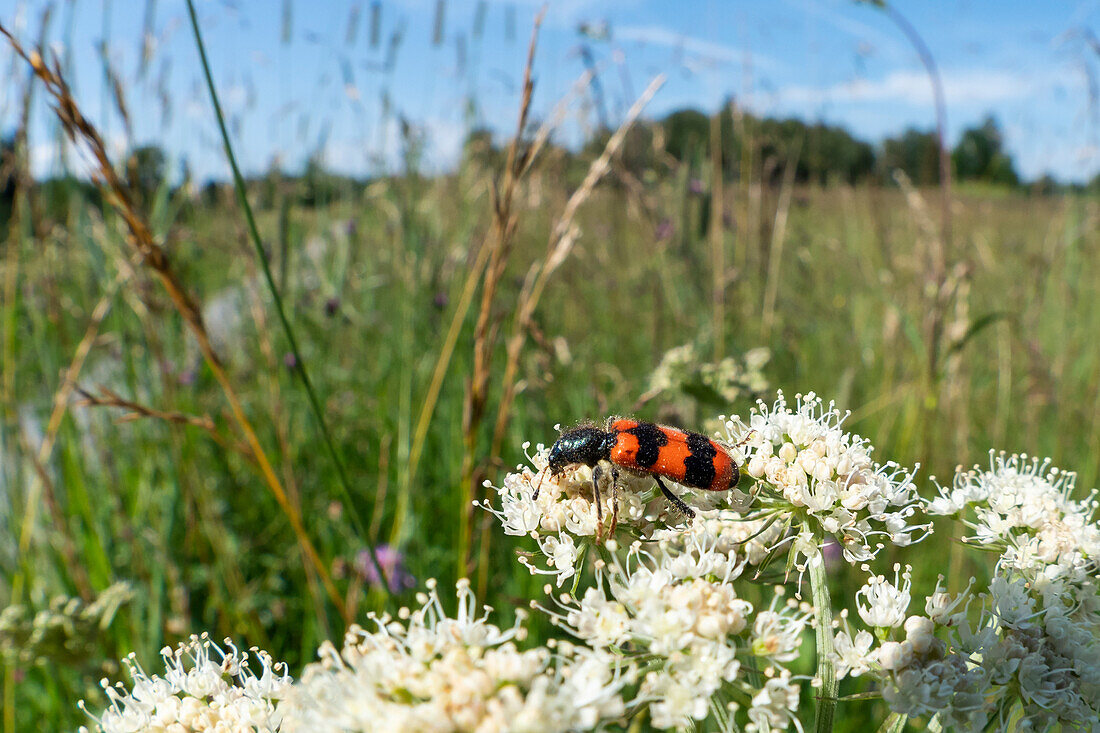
(877, 712, 908, 733)
(184, 0, 390, 600)
(809, 530, 838, 733)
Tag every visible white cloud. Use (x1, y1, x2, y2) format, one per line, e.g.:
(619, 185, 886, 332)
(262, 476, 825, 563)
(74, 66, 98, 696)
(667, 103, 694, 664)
(29, 141, 60, 178)
(771, 68, 1034, 108)
(615, 24, 753, 66)
(318, 116, 468, 177)
(27, 131, 129, 179)
(779, 0, 897, 48)
(389, 0, 642, 31)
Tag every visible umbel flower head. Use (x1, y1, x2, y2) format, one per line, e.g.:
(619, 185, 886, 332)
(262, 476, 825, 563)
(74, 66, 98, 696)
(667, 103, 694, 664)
(79, 634, 291, 733)
(478, 439, 713, 587)
(82, 581, 629, 733)
(481, 434, 809, 731)
(865, 452, 1100, 730)
(0, 581, 131, 668)
(830, 451, 1100, 731)
(722, 391, 931, 566)
(928, 451, 1100, 582)
(480, 424, 794, 587)
(537, 531, 811, 731)
(280, 578, 628, 732)
(645, 343, 770, 408)
(866, 568, 1100, 732)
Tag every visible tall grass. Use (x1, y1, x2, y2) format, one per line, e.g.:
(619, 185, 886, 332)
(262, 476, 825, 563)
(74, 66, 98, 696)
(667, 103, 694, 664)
(2, 8, 1099, 731)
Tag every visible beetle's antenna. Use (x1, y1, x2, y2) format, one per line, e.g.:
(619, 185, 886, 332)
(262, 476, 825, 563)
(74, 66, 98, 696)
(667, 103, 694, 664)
(733, 429, 756, 450)
(719, 429, 757, 453)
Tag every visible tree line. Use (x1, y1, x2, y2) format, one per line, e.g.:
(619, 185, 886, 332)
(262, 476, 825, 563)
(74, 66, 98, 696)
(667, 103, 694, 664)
(0, 107, 1092, 227)
(579, 107, 1027, 188)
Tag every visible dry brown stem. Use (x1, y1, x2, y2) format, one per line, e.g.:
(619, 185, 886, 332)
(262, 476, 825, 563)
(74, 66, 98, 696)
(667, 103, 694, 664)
(457, 7, 545, 578)
(488, 74, 667, 462)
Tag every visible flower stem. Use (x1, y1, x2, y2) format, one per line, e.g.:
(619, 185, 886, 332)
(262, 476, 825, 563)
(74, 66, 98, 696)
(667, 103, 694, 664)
(808, 538, 838, 733)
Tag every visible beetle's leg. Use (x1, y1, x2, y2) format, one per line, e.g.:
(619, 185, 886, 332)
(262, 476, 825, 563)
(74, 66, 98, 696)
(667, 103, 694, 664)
(654, 475, 695, 519)
(591, 464, 605, 524)
(533, 467, 547, 500)
(591, 464, 608, 541)
(608, 467, 621, 536)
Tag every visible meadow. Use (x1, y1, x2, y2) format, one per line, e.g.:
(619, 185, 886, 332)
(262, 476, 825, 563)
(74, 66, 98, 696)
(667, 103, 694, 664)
(3, 8, 1100, 731)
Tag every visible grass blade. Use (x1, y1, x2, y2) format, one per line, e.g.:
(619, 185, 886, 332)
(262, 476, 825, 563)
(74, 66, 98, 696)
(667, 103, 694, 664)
(184, 0, 390, 600)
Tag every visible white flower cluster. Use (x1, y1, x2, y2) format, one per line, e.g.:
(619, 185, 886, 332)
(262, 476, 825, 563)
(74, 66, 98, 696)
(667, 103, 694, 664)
(866, 569, 1100, 731)
(481, 443, 780, 588)
(81, 407, 1100, 733)
(480, 446, 674, 588)
(723, 392, 930, 565)
(481, 430, 810, 731)
(847, 453, 1100, 730)
(79, 634, 291, 733)
(280, 578, 627, 733)
(0, 581, 131, 667)
(828, 453, 1100, 730)
(830, 565, 919, 682)
(649, 510, 790, 570)
(929, 451, 1100, 582)
(543, 529, 810, 731)
(83, 581, 627, 733)
(647, 343, 698, 395)
(647, 343, 770, 407)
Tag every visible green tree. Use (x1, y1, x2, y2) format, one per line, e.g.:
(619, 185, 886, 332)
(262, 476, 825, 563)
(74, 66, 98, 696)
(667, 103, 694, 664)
(300, 154, 340, 207)
(661, 109, 711, 165)
(1087, 170, 1100, 193)
(124, 144, 168, 210)
(459, 127, 504, 173)
(881, 128, 940, 185)
(802, 122, 875, 184)
(1030, 173, 1059, 196)
(658, 108, 875, 185)
(952, 116, 1018, 186)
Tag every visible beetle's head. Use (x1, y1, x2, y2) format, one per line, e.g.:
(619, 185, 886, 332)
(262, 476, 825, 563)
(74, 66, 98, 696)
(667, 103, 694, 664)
(547, 425, 611, 475)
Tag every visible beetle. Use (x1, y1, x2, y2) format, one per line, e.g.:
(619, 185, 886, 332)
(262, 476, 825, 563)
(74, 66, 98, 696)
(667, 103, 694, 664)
(535, 418, 741, 527)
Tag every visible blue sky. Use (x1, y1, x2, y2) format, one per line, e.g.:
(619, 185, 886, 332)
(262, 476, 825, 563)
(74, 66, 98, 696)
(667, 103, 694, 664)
(3, 0, 1100, 182)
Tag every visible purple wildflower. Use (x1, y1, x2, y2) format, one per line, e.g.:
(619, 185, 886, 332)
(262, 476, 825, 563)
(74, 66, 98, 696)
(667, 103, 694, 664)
(283, 352, 298, 370)
(356, 545, 416, 592)
(324, 297, 340, 317)
(655, 218, 674, 242)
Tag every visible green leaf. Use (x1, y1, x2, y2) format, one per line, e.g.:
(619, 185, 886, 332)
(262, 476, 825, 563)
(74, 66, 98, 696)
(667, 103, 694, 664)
(681, 380, 728, 407)
(876, 712, 907, 733)
(946, 311, 1012, 357)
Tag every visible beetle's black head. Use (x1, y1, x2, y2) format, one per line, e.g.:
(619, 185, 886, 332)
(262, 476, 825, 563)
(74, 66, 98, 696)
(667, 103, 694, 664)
(547, 425, 613, 475)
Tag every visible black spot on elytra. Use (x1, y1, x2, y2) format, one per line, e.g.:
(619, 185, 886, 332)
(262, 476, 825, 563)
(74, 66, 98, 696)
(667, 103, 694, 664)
(682, 431, 718, 490)
(628, 422, 668, 468)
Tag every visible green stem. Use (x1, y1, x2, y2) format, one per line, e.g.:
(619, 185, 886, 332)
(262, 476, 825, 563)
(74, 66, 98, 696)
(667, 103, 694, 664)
(184, 0, 390, 601)
(877, 712, 909, 733)
(809, 533, 838, 733)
